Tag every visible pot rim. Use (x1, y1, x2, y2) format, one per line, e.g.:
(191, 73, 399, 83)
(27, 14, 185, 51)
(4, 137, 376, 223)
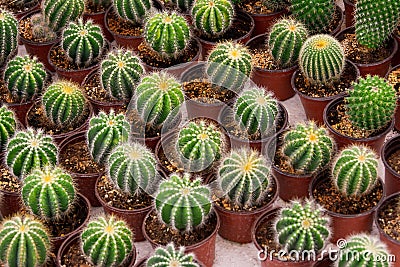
(381, 135, 400, 180)
(374, 192, 400, 246)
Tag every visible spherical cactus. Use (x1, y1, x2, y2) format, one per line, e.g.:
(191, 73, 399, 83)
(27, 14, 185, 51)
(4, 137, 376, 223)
(43, 0, 85, 32)
(0, 9, 18, 68)
(275, 200, 330, 253)
(4, 55, 48, 102)
(171, 0, 194, 11)
(233, 87, 279, 136)
(147, 243, 199, 267)
(0, 215, 51, 267)
(206, 41, 252, 90)
(42, 80, 87, 126)
(62, 19, 105, 67)
(218, 148, 271, 207)
(101, 49, 145, 101)
(81, 216, 133, 267)
(6, 128, 58, 179)
(0, 106, 16, 152)
(113, 0, 152, 24)
(346, 75, 397, 131)
(135, 72, 184, 128)
(299, 34, 345, 84)
(282, 121, 334, 174)
(355, 0, 400, 50)
(144, 12, 191, 58)
(22, 165, 76, 219)
(268, 18, 308, 68)
(191, 0, 235, 37)
(87, 110, 130, 164)
(155, 173, 212, 231)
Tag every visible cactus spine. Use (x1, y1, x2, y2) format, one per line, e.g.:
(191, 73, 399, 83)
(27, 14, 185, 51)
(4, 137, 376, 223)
(147, 243, 199, 267)
(0, 106, 16, 152)
(113, 0, 152, 24)
(0, 9, 18, 67)
(42, 0, 85, 32)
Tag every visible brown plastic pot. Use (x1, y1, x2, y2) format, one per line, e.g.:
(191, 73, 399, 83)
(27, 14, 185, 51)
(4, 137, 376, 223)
(393, 27, 400, 67)
(6, 100, 35, 128)
(83, 8, 114, 42)
(385, 64, 400, 132)
(246, 8, 288, 37)
(13, 1, 41, 20)
(329, 5, 345, 36)
(0, 187, 22, 219)
(381, 135, 400, 196)
(343, 0, 355, 27)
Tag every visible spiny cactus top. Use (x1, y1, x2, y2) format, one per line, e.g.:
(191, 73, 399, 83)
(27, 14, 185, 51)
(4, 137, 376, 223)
(135, 72, 184, 128)
(42, 0, 85, 32)
(155, 173, 212, 231)
(0, 9, 18, 67)
(147, 243, 199, 267)
(218, 148, 271, 207)
(6, 128, 58, 179)
(144, 11, 191, 59)
(233, 87, 279, 136)
(81, 216, 133, 267)
(275, 200, 330, 253)
(101, 49, 145, 101)
(281, 121, 334, 174)
(113, 0, 152, 24)
(191, 0, 235, 37)
(0, 106, 16, 152)
(0, 215, 51, 267)
(355, 0, 400, 50)
(87, 110, 130, 164)
(299, 34, 345, 85)
(268, 18, 308, 68)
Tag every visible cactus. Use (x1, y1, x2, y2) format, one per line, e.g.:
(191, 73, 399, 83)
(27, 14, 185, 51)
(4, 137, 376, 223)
(4, 55, 48, 102)
(268, 18, 308, 68)
(113, 0, 152, 24)
(42, 80, 87, 126)
(62, 19, 105, 67)
(171, 0, 194, 11)
(108, 142, 158, 196)
(0, 215, 51, 267)
(81, 216, 133, 267)
(275, 200, 330, 253)
(281, 121, 334, 174)
(262, 0, 289, 12)
(101, 49, 145, 101)
(87, 110, 130, 164)
(206, 41, 252, 90)
(6, 128, 58, 179)
(0, 9, 18, 68)
(0, 106, 16, 152)
(218, 148, 271, 207)
(346, 75, 397, 131)
(42, 0, 85, 32)
(147, 243, 199, 267)
(233, 87, 279, 136)
(299, 34, 345, 84)
(191, 0, 235, 37)
(30, 13, 57, 41)
(155, 173, 212, 231)
(355, 0, 400, 50)
(144, 12, 191, 58)
(290, 0, 335, 34)
(22, 165, 76, 219)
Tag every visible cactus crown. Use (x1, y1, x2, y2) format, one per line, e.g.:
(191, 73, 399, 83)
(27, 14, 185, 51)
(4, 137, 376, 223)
(281, 121, 334, 174)
(268, 18, 308, 68)
(355, 0, 400, 50)
(101, 49, 145, 101)
(299, 34, 345, 85)
(0, 9, 18, 67)
(171, 0, 194, 11)
(147, 243, 200, 267)
(191, 0, 235, 37)
(6, 128, 58, 179)
(144, 11, 191, 59)
(155, 173, 212, 231)
(42, 0, 85, 32)
(332, 145, 379, 198)
(346, 75, 397, 132)
(81, 215, 133, 267)
(218, 148, 271, 207)
(113, 0, 152, 24)
(0, 215, 51, 267)
(275, 200, 330, 253)
(0, 106, 16, 152)
(233, 86, 279, 137)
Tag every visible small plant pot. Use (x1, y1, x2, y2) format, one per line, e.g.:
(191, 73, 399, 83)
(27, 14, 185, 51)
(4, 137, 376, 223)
(246, 8, 288, 37)
(0, 188, 22, 218)
(381, 135, 400, 196)
(385, 64, 400, 132)
(83, 8, 114, 42)
(343, 0, 355, 27)
(6, 99, 35, 128)
(393, 27, 400, 67)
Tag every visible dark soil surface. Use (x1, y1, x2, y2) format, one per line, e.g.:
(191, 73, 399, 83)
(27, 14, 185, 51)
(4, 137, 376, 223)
(377, 195, 400, 242)
(0, 164, 20, 193)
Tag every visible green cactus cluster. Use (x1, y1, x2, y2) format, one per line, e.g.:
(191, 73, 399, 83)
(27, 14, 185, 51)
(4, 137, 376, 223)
(81, 216, 134, 267)
(0, 215, 51, 267)
(171, 0, 194, 11)
(0, 106, 16, 152)
(155, 173, 212, 231)
(30, 13, 57, 41)
(147, 243, 199, 267)
(101, 49, 145, 101)
(0, 9, 18, 68)
(268, 18, 308, 68)
(346, 75, 397, 131)
(42, 0, 85, 32)
(299, 34, 345, 85)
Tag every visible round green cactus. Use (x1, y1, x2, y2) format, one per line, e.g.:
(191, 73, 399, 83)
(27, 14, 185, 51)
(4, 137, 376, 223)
(6, 128, 58, 179)
(113, 0, 152, 24)
(171, 0, 194, 11)
(268, 18, 308, 68)
(4, 55, 48, 102)
(22, 165, 76, 219)
(81, 216, 133, 267)
(299, 34, 345, 84)
(346, 75, 397, 131)
(0, 215, 51, 267)
(42, 80, 87, 126)
(101, 49, 145, 101)
(43, 0, 85, 32)
(155, 173, 212, 231)
(147, 243, 199, 267)
(0, 106, 16, 152)
(0, 9, 18, 68)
